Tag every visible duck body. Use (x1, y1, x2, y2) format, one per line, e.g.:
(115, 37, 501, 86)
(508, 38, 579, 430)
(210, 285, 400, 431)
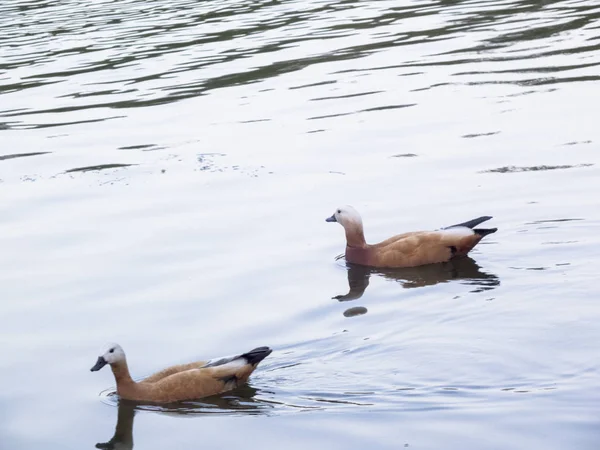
(327, 206, 497, 269)
(91, 344, 272, 403)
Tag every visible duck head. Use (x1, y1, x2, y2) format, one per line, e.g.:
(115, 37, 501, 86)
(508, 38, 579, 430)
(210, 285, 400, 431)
(326, 205, 366, 248)
(326, 205, 363, 228)
(91, 343, 126, 372)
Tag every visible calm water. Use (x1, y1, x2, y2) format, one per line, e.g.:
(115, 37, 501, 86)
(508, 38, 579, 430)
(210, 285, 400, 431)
(1, 0, 599, 448)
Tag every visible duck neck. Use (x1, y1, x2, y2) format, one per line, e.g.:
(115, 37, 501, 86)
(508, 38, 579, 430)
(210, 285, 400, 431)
(111, 361, 135, 390)
(344, 222, 367, 248)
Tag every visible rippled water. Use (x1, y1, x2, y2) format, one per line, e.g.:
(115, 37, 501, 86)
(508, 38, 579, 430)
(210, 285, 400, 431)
(1, 0, 599, 448)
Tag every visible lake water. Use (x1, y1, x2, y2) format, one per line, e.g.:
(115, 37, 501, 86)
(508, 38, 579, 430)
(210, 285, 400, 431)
(1, 0, 599, 448)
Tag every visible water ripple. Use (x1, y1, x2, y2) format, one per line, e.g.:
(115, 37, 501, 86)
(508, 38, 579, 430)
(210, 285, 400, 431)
(1, 0, 598, 131)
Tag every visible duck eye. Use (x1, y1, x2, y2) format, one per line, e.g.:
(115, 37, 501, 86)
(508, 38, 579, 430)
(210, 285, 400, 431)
(337, 209, 341, 214)
(109, 348, 115, 353)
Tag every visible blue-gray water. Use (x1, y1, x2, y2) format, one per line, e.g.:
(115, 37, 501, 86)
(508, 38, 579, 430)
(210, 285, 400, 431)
(1, 0, 599, 448)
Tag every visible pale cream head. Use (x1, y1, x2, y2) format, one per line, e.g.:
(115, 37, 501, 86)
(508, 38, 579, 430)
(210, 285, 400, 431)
(90, 343, 126, 372)
(326, 205, 363, 229)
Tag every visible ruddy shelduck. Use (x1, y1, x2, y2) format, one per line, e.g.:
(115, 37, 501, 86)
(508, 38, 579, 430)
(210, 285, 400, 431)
(91, 344, 272, 403)
(326, 205, 497, 268)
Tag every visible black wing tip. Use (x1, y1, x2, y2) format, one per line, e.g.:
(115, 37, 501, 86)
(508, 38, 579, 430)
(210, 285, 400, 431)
(469, 215, 493, 223)
(446, 216, 494, 229)
(242, 346, 273, 365)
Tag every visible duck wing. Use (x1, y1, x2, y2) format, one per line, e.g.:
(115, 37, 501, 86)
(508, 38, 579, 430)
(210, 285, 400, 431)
(141, 361, 207, 384)
(373, 228, 493, 268)
(146, 347, 272, 402)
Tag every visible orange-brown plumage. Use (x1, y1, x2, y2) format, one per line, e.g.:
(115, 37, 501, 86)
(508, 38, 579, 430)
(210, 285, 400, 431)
(91, 344, 271, 403)
(326, 206, 496, 269)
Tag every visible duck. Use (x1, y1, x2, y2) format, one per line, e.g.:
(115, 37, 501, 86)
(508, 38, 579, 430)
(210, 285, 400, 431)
(90, 343, 272, 403)
(326, 205, 497, 268)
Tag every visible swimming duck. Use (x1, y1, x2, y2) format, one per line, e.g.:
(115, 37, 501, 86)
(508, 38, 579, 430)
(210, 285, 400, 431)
(326, 205, 497, 268)
(90, 344, 272, 403)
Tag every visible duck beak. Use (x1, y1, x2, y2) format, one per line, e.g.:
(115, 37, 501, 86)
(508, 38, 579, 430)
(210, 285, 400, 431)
(326, 214, 337, 223)
(90, 356, 108, 372)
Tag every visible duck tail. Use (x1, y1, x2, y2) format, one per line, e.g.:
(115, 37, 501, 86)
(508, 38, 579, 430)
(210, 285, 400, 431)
(241, 346, 272, 365)
(445, 216, 493, 229)
(474, 227, 498, 237)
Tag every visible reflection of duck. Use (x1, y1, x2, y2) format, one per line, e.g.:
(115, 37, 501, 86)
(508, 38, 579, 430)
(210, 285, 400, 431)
(333, 257, 499, 302)
(171, 385, 266, 413)
(96, 386, 267, 449)
(96, 401, 136, 450)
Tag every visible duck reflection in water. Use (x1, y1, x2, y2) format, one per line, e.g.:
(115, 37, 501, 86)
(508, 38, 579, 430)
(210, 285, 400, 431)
(96, 401, 135, 450)
(95, 386, 265, 449)
(333, 256, 499, 304)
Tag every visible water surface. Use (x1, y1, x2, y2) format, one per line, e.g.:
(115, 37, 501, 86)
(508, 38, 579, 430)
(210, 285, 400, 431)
(1, 0, 599, 449)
